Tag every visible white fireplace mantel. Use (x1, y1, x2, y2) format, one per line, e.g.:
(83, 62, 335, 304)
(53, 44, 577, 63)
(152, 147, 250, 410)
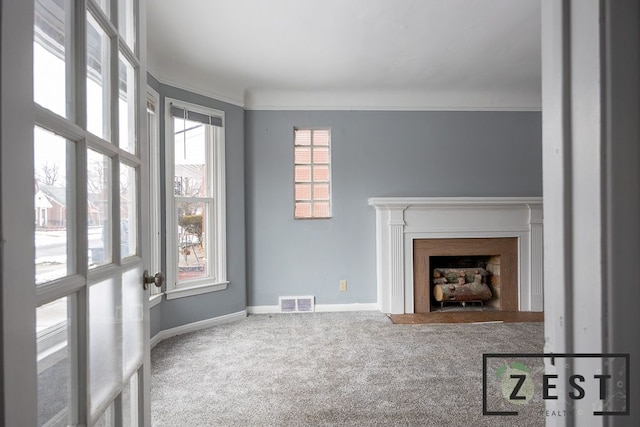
(368, 197, 544, 314)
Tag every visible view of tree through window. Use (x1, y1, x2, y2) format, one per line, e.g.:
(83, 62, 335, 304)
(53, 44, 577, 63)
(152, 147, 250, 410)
(34, 126, 71, 284)
(173, 117, 211, 283)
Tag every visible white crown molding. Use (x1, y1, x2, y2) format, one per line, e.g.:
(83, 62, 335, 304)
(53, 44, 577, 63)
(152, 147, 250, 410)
(244, 89, 542, 112)
(150, 310, 247, 349)
(145, 67, 541, 112)
(149, 71, 246, 108)
(368, 196, 544, 209)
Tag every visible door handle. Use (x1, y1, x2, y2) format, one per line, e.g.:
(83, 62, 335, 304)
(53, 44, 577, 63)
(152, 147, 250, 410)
(143, 270, 164, 290)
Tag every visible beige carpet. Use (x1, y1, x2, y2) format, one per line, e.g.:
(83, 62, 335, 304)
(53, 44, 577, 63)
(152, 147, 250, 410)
(151, 311, 544, 426)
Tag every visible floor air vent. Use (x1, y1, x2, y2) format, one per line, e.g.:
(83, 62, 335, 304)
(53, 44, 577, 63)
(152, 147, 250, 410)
(279, 296, 315, 313)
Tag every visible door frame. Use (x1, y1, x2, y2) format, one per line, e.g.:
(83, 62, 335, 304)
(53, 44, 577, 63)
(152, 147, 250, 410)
(1, 0, 39, 425)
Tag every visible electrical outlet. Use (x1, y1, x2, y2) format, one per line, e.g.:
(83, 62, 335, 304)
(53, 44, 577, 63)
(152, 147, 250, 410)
(339, 280, 347, 292)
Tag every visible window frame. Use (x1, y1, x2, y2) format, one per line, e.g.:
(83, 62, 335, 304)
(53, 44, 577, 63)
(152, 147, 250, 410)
(146, 86, 162, 305)
(293, 127, 332, 219)
(164, 98, 228, 300)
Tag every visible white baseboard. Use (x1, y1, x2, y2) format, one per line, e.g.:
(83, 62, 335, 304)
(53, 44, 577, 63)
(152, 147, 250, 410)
(316, 303, 380, 312)
(150, 310, 246, 349)
(247, 303, 379, 314)
(150, 304, 380, 348)
(246, 305, 280, 314)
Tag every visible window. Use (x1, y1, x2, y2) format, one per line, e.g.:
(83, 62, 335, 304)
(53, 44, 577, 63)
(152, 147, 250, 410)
(166, 100, 227, 298)
(34, 126, 73, 284)
(294, 128, 332, 219)
(34, 0, 71, 118)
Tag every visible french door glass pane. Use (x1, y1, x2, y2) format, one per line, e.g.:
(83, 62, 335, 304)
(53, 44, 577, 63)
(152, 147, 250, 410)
(118, 0, 135, 51)
(174, 119, 207, 197)
(34, 0, 71, 118)
(88, 149, 112, 268)
(120, 163, 137, 258)
(177, 201, 208, 282)
(118, 53, 136, 154)
(121, 372, 139, 427)
(122, 268, 143, 377)
(34, 126, 73, 284)
(87, 13, 111, 141)
(89, 278, 121, 417)
(37, 296, 72, 427)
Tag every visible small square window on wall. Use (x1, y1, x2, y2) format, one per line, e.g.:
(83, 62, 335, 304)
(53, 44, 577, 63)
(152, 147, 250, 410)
(294, 128, 332, 219)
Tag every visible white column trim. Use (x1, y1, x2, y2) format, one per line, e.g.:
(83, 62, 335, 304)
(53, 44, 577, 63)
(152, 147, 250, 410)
(388, 207, 407, 314)
(529, 204, 544, 311)
(372, 204, 408, 313)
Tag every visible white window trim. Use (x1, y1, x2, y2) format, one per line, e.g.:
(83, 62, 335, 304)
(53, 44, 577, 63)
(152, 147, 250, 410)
(164, 281, 228, 300)
(146, 86, 162, 299)
(149, 293, 162, 308)
(164, 98, 227, 299)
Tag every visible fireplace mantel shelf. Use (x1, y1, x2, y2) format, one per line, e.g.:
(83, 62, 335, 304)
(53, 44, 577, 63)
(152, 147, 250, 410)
(368, 197, 543, 314)
(369, 197, 543, 209)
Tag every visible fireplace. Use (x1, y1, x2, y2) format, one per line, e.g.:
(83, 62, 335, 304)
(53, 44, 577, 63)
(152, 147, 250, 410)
(413, 238, 518, 313)
(368, 197, 543, 314)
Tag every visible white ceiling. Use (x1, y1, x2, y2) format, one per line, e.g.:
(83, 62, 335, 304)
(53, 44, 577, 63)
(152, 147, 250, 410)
(146, 0, 541, 110)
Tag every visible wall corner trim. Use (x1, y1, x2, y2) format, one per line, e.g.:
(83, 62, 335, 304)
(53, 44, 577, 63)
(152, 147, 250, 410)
(150, 310, 247, 349)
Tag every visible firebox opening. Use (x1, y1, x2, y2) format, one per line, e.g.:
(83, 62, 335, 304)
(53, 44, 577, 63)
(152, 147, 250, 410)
(429, 255, 501, 311)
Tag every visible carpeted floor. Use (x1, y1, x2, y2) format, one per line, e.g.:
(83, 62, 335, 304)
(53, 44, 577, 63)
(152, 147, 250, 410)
(151, 312, 545, 426)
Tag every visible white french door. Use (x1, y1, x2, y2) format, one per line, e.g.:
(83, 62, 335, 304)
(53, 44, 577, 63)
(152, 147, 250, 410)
(28, 0, 150, 425)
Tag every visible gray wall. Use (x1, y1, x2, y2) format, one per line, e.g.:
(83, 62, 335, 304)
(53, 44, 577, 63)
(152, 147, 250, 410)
(150, 304, 162, 338)
(149, 77, 246, 335)
(245, 110, 542, 306)
(147, 72, 161, 94)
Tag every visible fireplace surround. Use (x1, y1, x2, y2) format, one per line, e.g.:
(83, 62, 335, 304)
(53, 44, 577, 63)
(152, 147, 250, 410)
(368, 197, 543, 314)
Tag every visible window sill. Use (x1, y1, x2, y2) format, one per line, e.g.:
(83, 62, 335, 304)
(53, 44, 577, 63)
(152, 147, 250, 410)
(149, 293, 162, 308)
(165, 281, 229, 300)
